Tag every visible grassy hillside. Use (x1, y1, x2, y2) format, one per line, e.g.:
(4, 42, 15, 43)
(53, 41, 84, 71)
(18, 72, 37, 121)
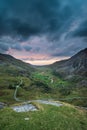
(0, 51, 87, 130)
(0, 53, 35, 77)
(0, 67, 87, 107)
(0, 50, 87, 107)
(0, 103, 87, 130)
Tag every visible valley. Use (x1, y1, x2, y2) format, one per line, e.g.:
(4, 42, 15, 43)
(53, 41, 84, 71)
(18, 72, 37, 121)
(0, 48, 87, 130)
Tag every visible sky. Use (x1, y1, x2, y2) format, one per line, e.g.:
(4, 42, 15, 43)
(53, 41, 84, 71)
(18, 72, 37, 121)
(0, 0, 87, 65)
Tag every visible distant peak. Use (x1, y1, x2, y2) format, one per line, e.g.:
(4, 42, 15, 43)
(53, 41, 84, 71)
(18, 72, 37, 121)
(77, 48, 87, 55)
(0, 53, 13, 58)
(82, 48, 87, 53)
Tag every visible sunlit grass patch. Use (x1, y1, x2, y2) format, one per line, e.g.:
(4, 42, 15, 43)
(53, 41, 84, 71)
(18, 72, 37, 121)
(0, 103, 87, 130)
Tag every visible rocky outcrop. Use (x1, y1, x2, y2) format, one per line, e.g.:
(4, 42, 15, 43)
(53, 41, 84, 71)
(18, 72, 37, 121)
(50, 48, 87, 78)
(0, 102, 7, 109)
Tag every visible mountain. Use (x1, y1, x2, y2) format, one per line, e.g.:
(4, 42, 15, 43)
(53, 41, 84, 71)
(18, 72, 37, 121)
(50, 48, 87, 79)
(0, 53, 35, 77)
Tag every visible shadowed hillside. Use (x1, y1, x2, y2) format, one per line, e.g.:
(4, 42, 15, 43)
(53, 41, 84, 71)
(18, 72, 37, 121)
(0, 53, 35, 77)
(50, 48, 87, 79)
(0, 49, 87, 107)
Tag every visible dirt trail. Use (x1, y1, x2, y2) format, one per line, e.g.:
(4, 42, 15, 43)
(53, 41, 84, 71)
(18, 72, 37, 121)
(14, 79, 23, 101)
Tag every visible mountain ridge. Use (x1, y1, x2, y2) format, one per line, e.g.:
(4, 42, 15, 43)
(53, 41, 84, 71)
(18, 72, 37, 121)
(0, 53, 35, 77)
(50, 48, 87, 78)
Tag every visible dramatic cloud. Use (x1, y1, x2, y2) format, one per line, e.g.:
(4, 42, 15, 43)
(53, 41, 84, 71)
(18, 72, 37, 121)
(0, 0, 60, 37)
(0, 0, 87, 65)
(0, 0, 85, 38)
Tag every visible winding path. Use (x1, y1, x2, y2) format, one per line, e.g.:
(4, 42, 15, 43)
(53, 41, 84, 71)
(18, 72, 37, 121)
(13, 79, 87, 111)
(14, 79, 87, 102)
(14, 79, 23, 101)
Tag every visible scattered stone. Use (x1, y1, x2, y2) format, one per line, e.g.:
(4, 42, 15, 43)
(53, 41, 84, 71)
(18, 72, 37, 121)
(0, 102, 6, 109)
(12, 104, 37, 112)
(35, 100, 63, 107)
(24, 118, 30, 120)
(11, 100, 63, 112)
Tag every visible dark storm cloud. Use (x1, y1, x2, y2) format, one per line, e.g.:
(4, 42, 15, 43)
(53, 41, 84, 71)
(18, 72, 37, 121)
(0, 43, 9, 51)
(73, 20, 87, 37)
(0, 0, 87, 59)
(0, 0, 87, 39)
(12, 44, 22, 51)
(0, 0, 75, 38)
(24, 46, 32, 51)
(0, 37, 22, 52)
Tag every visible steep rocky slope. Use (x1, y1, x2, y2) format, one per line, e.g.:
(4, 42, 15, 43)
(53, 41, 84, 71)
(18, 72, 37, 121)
(50, 48, 87, 78)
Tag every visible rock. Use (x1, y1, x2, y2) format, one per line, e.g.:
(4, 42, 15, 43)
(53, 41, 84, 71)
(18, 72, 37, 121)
(24, 118, 30, 120)
(0, 102, 6, 109)
(12, 104, 37, 112)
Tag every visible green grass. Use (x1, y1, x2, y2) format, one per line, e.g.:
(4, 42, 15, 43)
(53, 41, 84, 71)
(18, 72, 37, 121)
(0, 68, 87, 106)
(0, 103, 87, 130)
(0, 67, 87, 130)
(32, 70, 69, 88)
